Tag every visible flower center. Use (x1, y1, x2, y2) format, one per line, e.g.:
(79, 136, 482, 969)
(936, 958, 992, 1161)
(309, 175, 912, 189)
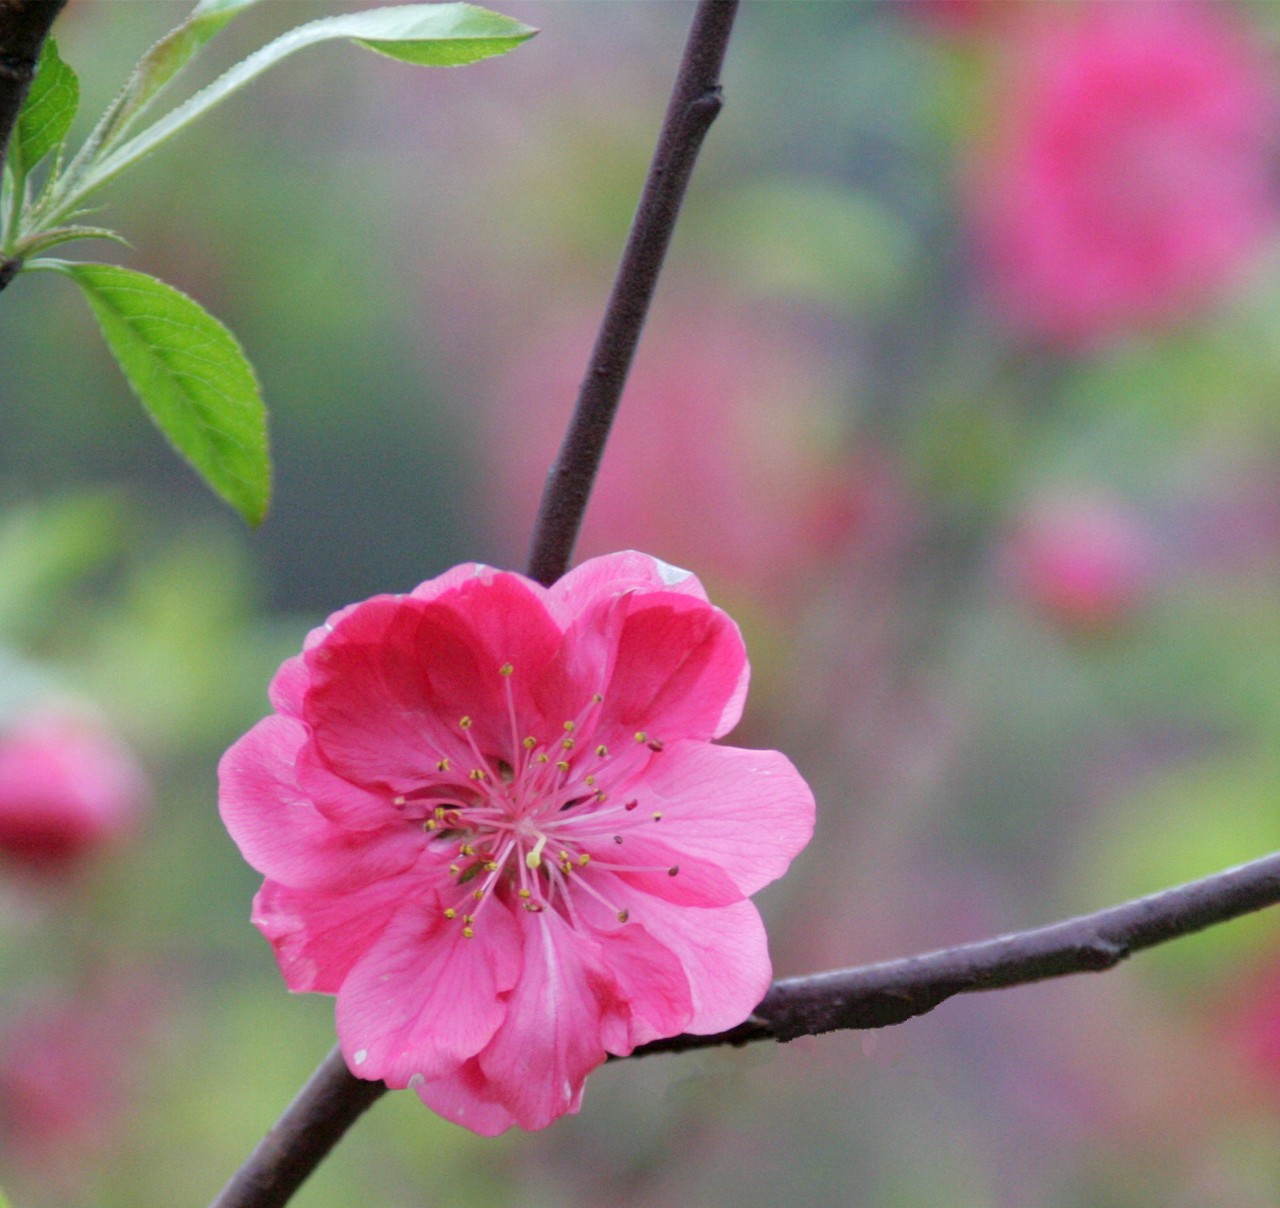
(394, 662, 677, 937)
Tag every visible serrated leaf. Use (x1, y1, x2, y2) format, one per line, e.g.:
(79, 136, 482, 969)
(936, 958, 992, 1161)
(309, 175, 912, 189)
(94, 0, 261, 152)
(76, 4, 536, 197)
(15, 39, 79, 176)
(55, 262, 270, 525)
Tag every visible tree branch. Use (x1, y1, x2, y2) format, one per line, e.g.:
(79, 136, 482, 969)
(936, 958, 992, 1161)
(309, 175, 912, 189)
(524, 0, 739, 588)
(211, 5, 740, 1204)
(0, 0, 65, 289)
(0, 0, 63, 170)
(209, 1047, 386, 1208)
(630, 849, 1280, 1057)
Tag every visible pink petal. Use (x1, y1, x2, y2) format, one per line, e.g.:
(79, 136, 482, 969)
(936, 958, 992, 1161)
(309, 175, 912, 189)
(413, 1058, 519, 1136)
(336, 895, 522, 1086)
(549, 551, 710, 625)
(627, 741, 816, 896)
(576, 832, 743, 907)
(475, 908, 619, 1130)
(588, 592, 749, 745)
(591, 922, 693, 1050)
(218, 716, 422, 889)
(252, 876, 411, 992)
(624, 896, 772, 1034)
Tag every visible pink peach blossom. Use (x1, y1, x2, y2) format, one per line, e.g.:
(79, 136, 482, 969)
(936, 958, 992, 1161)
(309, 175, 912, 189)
(0, 710, 147, 873)
(1004, 495, 1154, 631)
(219, 552, 814, 1134)
(970, 2, 1278, 346)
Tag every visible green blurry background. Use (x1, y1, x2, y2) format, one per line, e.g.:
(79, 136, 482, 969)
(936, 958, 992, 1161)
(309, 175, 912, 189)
(5, 2, 1280, 1205)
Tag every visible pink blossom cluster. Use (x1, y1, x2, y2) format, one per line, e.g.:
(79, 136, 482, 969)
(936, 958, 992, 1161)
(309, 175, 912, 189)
(970, 1, 1278, 346)
(0, 710, 147, 874)
(220, 552, 814, 1134)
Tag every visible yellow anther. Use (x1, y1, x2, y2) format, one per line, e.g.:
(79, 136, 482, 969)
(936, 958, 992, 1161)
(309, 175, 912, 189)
(393, 795, 406, 806)
(578, 853, 591, 867)
(449, 864, 461, 875)
(525, 834, 548, 869)
(483, 861, 499, 872)
(517, 888, 531, 899)
(462, 926, 475, 938)
(617, 909, 630, 923)
(473, 889, 485, 900)
(459, 716, 472, 729)
(436, 757, 451, 772)
(523, 736, 537, 749)
(434, 806, 448, 820)
(560, 860, 573, 874)
(584, 775, 596, 787)
(652, 812, 663, 821)
(592, 694, 603, 704)
(424, 820, 438, 831)
(463, 914, 474, 924)
(444, 908, 457, 919)
(524, 901, 544, 913)
(563, 720, 576, 732)
(561, 738, 575, 750)
(500, 663, 514, 677)
(536, 753, 550, 764)
(595, 791, 607, 803)
(595, 745, 608, 757)
(634, 731, 647, 743)
(556, 760, 570, 773)
(460, 843, 475, 857)
(469, 768, 486, 782)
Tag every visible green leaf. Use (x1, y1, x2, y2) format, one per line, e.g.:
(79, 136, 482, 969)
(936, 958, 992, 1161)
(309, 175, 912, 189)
(71, 4, 536, 200)
(14, 38, 79, 176)
(52, 261, 271, 525)
(93, 0, 262, 154)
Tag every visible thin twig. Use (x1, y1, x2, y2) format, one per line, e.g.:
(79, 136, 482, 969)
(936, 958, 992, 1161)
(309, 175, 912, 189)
(0, 0, 66, 289)
(210, 6, 741, 1205)
(630, 849, 1280, 1057)
(524, 0, 739, 587)
(209, 1047, 386, 1208)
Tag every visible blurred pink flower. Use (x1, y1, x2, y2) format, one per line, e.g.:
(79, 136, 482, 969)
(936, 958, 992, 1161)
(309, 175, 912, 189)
(970, 1, 1278, 346)
(0, 978, 157, 1173)
(1004, 495, 1154, 631)
(219, 552, 814, 1134)
(0, 710, 148, 873)
(482, 306, 855, 607)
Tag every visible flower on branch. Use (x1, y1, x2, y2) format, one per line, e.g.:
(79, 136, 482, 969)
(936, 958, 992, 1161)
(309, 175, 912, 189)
(219, 551, 815, 1135)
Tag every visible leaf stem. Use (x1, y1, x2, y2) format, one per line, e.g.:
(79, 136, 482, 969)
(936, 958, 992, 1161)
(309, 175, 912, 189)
(524, 0, 739, 587)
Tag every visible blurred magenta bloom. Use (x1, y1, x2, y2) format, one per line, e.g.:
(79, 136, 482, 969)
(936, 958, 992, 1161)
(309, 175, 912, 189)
(0, 710, 148, 873)
(1004, 495, 1154, 631)
(219, 552, 814, 1134)
(970, 1, 1278, 346)
(484, 306, 854, 607)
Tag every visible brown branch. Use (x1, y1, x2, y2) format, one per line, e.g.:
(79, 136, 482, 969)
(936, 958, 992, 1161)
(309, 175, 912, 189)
(630, 849, 1280, 1057)
(0, 0, 65, 290)
(0, 0, 63, 170)
(209, 1047, 386, 1208)
(524, 0, 739, 587)
(211, 5, 741, 1205)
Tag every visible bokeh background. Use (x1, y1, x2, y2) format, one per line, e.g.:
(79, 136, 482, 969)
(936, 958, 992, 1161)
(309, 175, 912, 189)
(6, 0, 1280, 1203)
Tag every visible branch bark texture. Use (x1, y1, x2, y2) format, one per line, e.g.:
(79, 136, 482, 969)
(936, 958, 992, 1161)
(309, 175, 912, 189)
(524, 0, 739, 587)
(0, 0, 64, 172)
(632, 849, 1280, 1057)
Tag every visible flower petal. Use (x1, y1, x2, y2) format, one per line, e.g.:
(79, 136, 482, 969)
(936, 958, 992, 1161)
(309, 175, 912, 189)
(218, 716, 422, 889)
(625, 896, 772, 1034)
(414, 1058, 519, 1136)
(336, 894, 522, 1087)
(475, 908, 619, 1130)
(252, 876, 410, 993)
(625, 741, 816, 896)
(549, 551, 710, 623)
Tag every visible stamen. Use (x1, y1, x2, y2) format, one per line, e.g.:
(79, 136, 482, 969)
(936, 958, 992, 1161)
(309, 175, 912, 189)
(500, 663, 514, 677)
(460, 716, 473, 730)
